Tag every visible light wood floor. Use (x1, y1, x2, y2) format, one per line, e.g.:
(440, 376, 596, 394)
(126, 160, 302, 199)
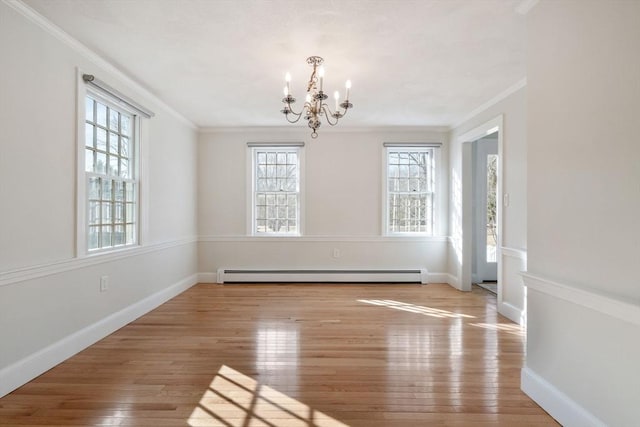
(0, 283, 558, 426)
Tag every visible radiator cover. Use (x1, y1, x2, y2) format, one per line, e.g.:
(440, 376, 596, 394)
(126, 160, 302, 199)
(216, 269, 429, 284)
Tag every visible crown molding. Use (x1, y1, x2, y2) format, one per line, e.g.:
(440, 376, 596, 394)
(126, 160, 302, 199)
(2, 0, 197, 130)
(453, 78, 527, 130)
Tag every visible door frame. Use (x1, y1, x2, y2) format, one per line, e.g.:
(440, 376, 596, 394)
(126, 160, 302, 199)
(457, 115, 504, 294)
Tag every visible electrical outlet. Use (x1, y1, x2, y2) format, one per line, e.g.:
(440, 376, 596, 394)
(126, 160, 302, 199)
(503, 193, 510, 207)
(332, 248, 341, 258)
(100, 275, 109, 292)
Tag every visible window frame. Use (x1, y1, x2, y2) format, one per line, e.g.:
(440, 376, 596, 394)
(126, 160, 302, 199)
(76, 73, 147, 256)
(247, 144, 304, 236)
(382, 144, 439, 236)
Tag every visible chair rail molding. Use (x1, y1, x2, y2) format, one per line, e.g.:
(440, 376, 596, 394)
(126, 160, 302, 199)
(522, 272, 640, 327)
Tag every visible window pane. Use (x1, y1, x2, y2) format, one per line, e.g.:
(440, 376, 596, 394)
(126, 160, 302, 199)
(113, 225, 125, 246)
(109, 132, 119, 154)
(88, 177, 101, 200)
(85, 149, 95, 172)
(125, 203, 135, 221)
(101, 225, 112, 247)
(109, 109, 119, 131)
(125, 183, 135, 202)
(120, 158, 129, 178)
(284, 178, 296, 192)
(121, 137, 130, 159)
(88, 201, 100, 225)
(108, 155, 119, 176)
(96, 128, 107, 152)
(102, 202, 112, 223)
(114, 181, 124, 201)
(88, 226, 100, 250)
(85, 124, 94, 148)
(96, 102, 107, 127)
(102, 179, 112, 201)
(114, 202, 124, 222)
(125, 224, 136, 245)
(96, 152, 106, 174)
(486, 154, 498, 262)
(121, 115, 131, 136)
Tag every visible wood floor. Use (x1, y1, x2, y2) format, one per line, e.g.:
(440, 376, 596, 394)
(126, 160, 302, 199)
(0, 283, 558, 426)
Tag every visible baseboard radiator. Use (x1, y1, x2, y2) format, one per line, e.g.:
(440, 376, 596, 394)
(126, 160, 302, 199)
(216, 268, 429, 284)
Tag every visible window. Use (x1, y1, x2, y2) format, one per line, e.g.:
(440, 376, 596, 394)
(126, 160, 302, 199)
(385, 147, 435, 234)
(83, 93, 139, 251)
(250, 145, 302, 235)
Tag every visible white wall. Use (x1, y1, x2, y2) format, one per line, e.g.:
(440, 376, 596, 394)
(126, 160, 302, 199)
(524, 1, 640, 425)
(198, 127, 451, 281)
(449, 86, 527, 319)
(0, 2, 198, 396)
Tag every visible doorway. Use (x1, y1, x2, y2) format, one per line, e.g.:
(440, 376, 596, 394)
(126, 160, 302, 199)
(457, 115, 503, 296)
(472, 133, 498, 288)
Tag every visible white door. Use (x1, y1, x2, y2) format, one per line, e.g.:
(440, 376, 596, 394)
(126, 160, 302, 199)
(474, 138, 498, 282)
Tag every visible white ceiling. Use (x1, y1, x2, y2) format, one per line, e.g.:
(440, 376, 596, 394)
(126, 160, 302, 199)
(24, 0, 527, 129)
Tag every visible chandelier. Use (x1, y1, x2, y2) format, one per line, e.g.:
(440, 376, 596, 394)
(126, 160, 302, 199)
(281, 56, 353, 138)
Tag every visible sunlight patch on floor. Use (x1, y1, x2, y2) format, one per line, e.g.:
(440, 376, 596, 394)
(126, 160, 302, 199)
(358, 299, 475, 319)
(188, 365, 349, 427)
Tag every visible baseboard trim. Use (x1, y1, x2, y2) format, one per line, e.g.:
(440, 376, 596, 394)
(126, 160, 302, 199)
(197, 272, 218, 283)
(0, 273, 198, 398)
(444, 274, 462, 291)
(428, 272, 455, 285)
(521, 367, 606, 427)
(498, 301, 524, 324)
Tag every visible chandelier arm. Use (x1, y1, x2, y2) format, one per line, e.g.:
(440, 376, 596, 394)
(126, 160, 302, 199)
(285, 112, 303, 124)
(321, 105, 339, 126)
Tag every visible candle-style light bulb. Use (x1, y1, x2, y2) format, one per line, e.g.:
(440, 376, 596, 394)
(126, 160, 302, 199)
(284, 86, 288, 97)
(285, 72, 291, 95)
(345, 80, 352, 100)
(318, 66, 325, 91)
(305, 93, 311, 104)
(334, 91, 340, 110)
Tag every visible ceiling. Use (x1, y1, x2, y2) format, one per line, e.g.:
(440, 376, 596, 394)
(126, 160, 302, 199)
(24, 0, 528, 129)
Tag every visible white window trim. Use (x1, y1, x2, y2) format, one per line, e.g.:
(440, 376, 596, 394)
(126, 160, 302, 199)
(75, 69, 149, 257)
(246, 143, 305, 236)
(381, 143, 442, 236)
